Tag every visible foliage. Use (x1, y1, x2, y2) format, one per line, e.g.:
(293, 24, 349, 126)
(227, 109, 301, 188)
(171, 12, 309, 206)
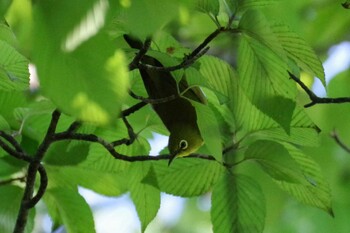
(1, 0, 349, 232)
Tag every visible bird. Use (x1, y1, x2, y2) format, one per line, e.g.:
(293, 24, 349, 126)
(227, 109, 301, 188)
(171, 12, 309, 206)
(124, 35, 206, 164)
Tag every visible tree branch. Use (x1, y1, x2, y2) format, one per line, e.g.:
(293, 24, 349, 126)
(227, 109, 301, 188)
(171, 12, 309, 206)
(14, 110, 60, 233)
(288, 71, 350, 107)
(24, 164, 48, 208)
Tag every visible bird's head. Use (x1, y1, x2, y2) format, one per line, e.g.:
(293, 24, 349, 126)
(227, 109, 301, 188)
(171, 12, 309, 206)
(168, 124, 204, 165)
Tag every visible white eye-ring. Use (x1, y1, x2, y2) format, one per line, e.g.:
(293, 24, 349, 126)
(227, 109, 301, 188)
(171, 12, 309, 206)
(179, 140, 188, 150)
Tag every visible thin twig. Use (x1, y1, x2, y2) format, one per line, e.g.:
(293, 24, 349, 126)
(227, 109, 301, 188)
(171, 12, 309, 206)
(138, 46, 210, 72)
(331, 130, 350, 153)
(128, 37, 152, 71)
(111, 117, 137, 146)
(0, 131, 32, 162)
(288, 71, 350, 107)
(121, 102, 148, 117)
(0, 176, 26, 186)
(66, 121, 81, 133)
(129, 91, 178, 104)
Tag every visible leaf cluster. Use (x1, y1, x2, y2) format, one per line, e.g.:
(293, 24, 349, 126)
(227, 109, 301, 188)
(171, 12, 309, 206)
(0, 0, 338, 233)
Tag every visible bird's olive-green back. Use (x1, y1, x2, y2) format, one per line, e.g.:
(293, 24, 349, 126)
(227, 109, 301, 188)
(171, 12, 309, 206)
(124, 35, 205, 157)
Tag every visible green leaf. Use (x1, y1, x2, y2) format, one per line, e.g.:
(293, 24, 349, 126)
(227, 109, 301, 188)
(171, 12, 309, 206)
(33, 2, 129, 125)
(44, 141, 89, 166)
(239, 10, 287, 60)
(196, 0, 220, 15)
(258, 95, 296, 134)
(198, 55, 236, 103)
(271, 23, 325, 85)
(275, 143, 333, 215)
(152, 32, 192, 58)
(245, 140, 307, 184)
(230, 71, 318, 147)
(211, 173, 265, 233)
(192, 101, 223, 160)
(114, 0, 179, 39)
(45, 187, 95, 233)
(128, 162, 161, 232)
(0, 185, 35, 233)
(0, 41, 29, 91)
(0, 114, 10, 130)
(0, 1, 11, 16)
(14, 104, 74, 142)
(46, 165, 128, 196)
(237, 0, 279, 12)
(238, 10, 299, 130)
(0, 21, 18, 48)
(252, 106, 320, 147)
(147, 158, 224, 197)
(238, 34, 297, 130)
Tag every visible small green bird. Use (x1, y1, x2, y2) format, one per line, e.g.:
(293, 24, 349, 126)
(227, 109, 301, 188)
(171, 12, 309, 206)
(124, 35, 206, 164)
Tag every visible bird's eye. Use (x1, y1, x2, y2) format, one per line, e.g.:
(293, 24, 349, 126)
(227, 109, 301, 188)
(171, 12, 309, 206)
(179, 140, 188, 150)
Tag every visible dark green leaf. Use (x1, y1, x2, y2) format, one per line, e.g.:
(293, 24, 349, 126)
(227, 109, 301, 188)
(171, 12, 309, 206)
(0, 114, 9, 130)
(275, 143, 333, 215)
(44, 141, 89, 166)
(245, 140, 307, 184)
(192, 101, 223, 160)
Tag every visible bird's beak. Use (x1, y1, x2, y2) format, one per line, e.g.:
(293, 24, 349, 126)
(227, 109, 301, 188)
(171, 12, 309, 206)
(168, 148, 180, 166)
(168, 154, 176, 166)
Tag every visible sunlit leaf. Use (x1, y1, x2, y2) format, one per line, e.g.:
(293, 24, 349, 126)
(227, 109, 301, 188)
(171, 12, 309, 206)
(272, 23, 325, 85)
(198, 55, 235, 103)
(114, 0, 179, 39)
(238, 33, 296, 130)
(147, 158, 224, 197)
(45, 187, 95, 233)
(0, 41, 29, 91)
(0, 21, 18, 48)
(46, 165, 128, 197)
(211, 173, 265, 233)
(33, 1, 129, 125)
(128, 162, 161, 232)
